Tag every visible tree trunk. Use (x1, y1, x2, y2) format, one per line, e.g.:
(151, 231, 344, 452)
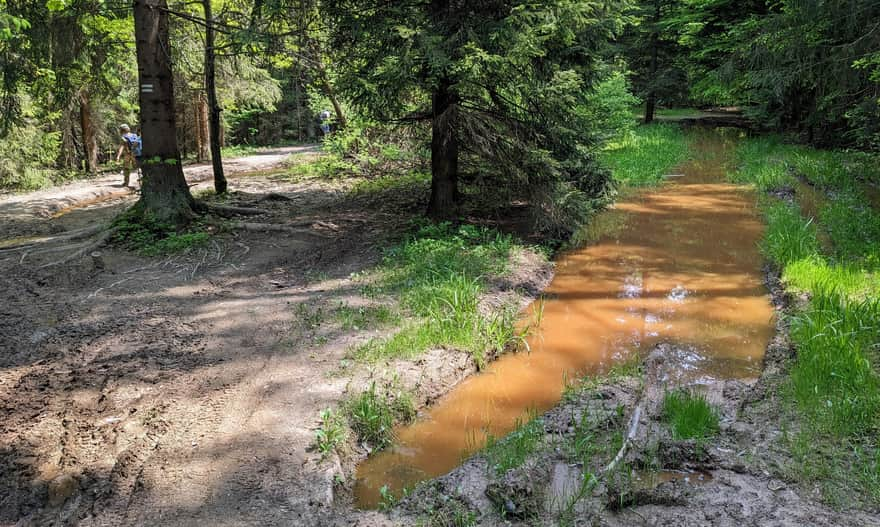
(133, 0, 196, 225)
(79, 91, 98, 175)
(643, 0, 661, 124)
(204, 0, 227, 194)
(196, 91, 210, 162)
(427, 78, 458, 218)
(310, 41, 347, 129)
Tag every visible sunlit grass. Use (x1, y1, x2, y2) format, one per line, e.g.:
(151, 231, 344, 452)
(599, 123, 690, 186)
(351, 222, 535, 367)
(662, 390, 719, 441)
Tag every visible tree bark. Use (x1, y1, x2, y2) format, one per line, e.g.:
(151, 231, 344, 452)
(133, 0, 196, 225)
(204, 0, 227, 194)
(427, 78, 458, 218)
(309, 40, 347, 129)
(79, 91, 98, 175)
(643, 0, 661, 124)
(195, 91, 210, 162)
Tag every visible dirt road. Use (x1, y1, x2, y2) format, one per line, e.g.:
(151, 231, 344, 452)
(0, 145, 317, 240)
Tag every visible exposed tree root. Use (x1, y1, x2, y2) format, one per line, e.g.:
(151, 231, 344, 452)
(253, 192, 293, 203)
(199, 202, 270, 218)
(38, 228, 117, 268)
(0, 224, 107, 253)
(231, 222, 334, 237)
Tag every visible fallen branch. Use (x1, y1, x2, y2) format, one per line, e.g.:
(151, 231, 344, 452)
(601, 402, 643, 477)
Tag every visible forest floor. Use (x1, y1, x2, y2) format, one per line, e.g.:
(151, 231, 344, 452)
(0, 146, 550, 526)
(1, 129, 877, 526)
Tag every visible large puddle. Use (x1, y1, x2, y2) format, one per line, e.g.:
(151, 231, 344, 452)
(354, 130, 774, 507)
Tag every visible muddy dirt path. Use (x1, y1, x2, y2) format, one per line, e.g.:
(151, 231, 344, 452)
(0, 145, 317, 241)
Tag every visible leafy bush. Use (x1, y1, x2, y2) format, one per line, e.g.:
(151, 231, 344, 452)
(584, 72, 640, 142)
(0, 121, 63, 191)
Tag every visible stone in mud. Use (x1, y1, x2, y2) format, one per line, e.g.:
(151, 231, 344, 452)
(47, 473, 79, 507)
(656, 439, 715, 469)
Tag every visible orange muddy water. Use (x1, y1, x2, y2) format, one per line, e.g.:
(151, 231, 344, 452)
(354, 130, 775, 507)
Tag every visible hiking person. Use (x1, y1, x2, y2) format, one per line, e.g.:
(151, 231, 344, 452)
(115, 124, 142, 187)
(319, 109, 332, 137)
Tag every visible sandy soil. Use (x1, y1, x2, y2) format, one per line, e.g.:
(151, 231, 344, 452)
(0, 151, 553, 526)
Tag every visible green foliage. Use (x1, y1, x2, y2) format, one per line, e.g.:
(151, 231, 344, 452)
(346, 382, 416, 450)
(352, 222, 532, 367)
(583, 72, 640, 141)
(759, 201, 821, 266)
(788, 290, 880, 437)
(661, 390, 719, 441)
(727, 135, 798, 191)
(0, 121, 66, 191)
(113, 212, 210, 256)
(599, 123, 690, 186)
(315, 409, 348, 457)
(484, 414, 544, 476)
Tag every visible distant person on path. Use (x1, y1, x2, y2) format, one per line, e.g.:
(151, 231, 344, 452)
(116, 124, 142, 187)
(319, 109, 332, 137)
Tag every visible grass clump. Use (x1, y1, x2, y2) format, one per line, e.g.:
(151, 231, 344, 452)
(314, 408, 348, 457)
(727, 135, 801, 191)
(113, 212, 210, 256)
(334, 302, 398, 331)
(759, 200, 821, 265)
(351, 222, 532, 367)
(483, 414, 545, 476)
(599, 123, 690, 186)
(662, 390, 719, 441)
(788, 290, 880, 437)
(346, 382, 416, 449)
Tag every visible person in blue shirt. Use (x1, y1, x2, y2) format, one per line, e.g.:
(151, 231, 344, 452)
(115, 124, 142, 187)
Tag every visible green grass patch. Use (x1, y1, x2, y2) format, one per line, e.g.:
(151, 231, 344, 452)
(662, 390, 719, 441)
(759, 200, 821, 266)
(483, 414, 544, 476)
(351, 222, 533, 367)
(334, 302, 399, 331)
(599, 123, 690, 186)
(348, 169, 430, 196)
(113, 212, 210, 256)
(346, 382, 416, 450)
(788, 290, 880, 437)
(727, 135, 800, 191)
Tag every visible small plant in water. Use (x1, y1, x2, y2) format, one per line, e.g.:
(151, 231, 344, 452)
(662, 389, 719, 440)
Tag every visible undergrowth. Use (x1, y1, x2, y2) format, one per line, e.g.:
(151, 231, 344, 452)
(483, 414, 544, 476)
(733, 135, 880, 507)
(661, 390, 719, 441)
(599, 123, 691, 186)
(113, 212, 211, 256)
(346, 382, 416, 450)
(351, 222, 535, 367)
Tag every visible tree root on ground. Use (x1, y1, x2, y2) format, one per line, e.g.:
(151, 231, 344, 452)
(0, 224, 107, 253)
(231, 221, 335, 237)
(199, 202, 270, 218)
(38, 228, 117, 268)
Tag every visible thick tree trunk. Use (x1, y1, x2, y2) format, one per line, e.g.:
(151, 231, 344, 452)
(195, 91, 210, 162)
(204, 0, 227, 194)
(643, 0, 661, 124)
(133, 0, 196, 225)
(427, 78, 458, 218)
(79, 91, 98, 175)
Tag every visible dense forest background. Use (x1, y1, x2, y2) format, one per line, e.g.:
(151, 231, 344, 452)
(1, 0, 878, 198)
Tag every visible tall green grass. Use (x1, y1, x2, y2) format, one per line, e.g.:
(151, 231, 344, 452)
(662, 390, 719, 441)
(599, 123, 690, 186)
(352, 223, 533, 367)
(733, 135, 880, 506)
